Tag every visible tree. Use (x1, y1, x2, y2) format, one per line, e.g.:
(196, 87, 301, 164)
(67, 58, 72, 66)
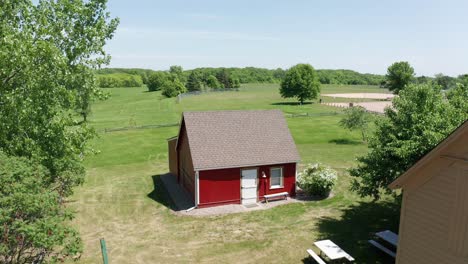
(186, 71, 203, 92)
(385, 61, 415, 94)
(349, 82, 468, 199)
(0, 0, 118, 262)
(169, 65, 184, 82)
(147, 72, 169, 91)
(161, 79, 187, 98)
(216, 68, 232, 88)
(206, 75, 222, 89)
(0, 153, 82, 263)
(280, 64, 321, 104)
(230, 77, 241, 88)
(339, 106, 372, 142)
(434, 73, 456, 90)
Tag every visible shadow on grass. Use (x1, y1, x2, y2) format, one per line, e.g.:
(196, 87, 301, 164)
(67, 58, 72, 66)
(328, 138, 362, 145)
(271, 102, 313, 106)
(147, 174, 177, 211)
(302, 200, 400, 264)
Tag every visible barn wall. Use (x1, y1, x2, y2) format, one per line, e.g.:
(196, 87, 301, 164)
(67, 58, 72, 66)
(177, 122, 195, 198)
(198, 167, 241, 208)
(258, 163, 296, 200)
(396, 162, 468, 264)
(198, 162, 296, 208)
(167, 137, 178, 177)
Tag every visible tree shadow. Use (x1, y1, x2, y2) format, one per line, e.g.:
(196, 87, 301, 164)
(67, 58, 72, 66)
(309, 200, 400, 264)
(328, 138, 362, 145)
(147, 174, 177, 211)
(271, 102, 313, 106)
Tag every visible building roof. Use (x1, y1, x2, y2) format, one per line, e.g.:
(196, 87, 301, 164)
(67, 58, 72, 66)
(389, 119, 468, 189)
(181, 109, 300, 170)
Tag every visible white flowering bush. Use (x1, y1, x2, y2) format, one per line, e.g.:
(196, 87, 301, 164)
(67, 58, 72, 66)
(297, 163, 337, 197)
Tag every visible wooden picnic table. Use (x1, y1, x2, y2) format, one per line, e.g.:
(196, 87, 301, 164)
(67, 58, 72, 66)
(314, 240, 355, 261)
(375, 230, 398, 247)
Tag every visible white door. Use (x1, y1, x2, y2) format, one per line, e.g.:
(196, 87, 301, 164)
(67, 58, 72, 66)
(241, 169, 258, 205)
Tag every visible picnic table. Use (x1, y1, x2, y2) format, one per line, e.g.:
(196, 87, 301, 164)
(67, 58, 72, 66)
(314, 240, 355, 262)
(375, 230, 398, 247)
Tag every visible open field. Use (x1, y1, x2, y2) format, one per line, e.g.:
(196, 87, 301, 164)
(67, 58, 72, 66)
(71, 83, 398, 263)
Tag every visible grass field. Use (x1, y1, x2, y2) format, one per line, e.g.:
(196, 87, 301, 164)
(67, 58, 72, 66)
(71, 83, 399, 263)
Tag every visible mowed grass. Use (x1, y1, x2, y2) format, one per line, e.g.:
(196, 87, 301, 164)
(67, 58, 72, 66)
(71, 83, 398, 264)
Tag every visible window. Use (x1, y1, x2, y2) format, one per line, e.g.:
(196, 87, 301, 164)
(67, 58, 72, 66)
(270, 167, 283, 189)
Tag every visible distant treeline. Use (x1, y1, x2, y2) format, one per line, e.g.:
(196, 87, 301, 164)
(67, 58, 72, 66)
(95, 67, 388, 87)
(96, 73, 143, 88)
(94, 67, 467, 90)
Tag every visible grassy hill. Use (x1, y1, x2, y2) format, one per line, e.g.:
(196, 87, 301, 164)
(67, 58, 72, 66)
(71, 83, 398, 263)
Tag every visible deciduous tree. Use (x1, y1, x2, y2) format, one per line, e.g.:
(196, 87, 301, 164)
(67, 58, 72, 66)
(280, 64, 320, 104)
(385, 61, 415, 94)
(350, 83, 468, 199)
(0, 0, 118, 262)
(147, 72, 169, 91)
(339, 106, 372, 142)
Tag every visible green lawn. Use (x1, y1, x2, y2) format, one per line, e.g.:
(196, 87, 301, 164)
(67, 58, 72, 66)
(72, 83, 399, 263)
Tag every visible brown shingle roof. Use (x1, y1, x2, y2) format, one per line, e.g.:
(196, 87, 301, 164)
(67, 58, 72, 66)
(182, 109, 300, 170)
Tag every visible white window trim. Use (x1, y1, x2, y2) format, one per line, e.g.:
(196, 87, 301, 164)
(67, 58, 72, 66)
(270, 167, 284, 189)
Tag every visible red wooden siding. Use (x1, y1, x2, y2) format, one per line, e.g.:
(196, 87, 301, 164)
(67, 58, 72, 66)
(198, 168, 241, 208)
(198, 163, 296, 208)
(258, 163, 296, 200)
(176, 121, 195, 198)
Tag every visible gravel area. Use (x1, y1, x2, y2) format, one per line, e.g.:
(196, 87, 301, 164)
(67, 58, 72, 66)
(322, 93, 395, 100)
(176, 198, 298, 217)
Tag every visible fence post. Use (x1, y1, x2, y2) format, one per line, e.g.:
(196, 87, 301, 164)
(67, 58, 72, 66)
(100, 238, 109, 264)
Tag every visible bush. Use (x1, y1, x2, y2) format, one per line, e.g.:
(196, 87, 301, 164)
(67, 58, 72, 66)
(147, 72, 169, 91)
(161, 79, 187, 98)
(297, 163, 337, 197)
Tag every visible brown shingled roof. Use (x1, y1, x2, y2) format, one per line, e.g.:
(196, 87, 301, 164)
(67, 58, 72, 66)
(182, 109, 300, 170)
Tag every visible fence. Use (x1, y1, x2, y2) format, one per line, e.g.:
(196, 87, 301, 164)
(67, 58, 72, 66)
(285, 112, 340, 118)
(177, 88, 240, 102)
(103, 122, 179, 133)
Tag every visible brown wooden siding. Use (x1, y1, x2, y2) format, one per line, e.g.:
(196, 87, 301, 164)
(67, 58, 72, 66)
(177, 121, 195, 198)
(168, 137, 178, 177)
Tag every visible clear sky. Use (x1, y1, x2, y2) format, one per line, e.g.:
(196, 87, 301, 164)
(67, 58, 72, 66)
(105, 0, 468, 76)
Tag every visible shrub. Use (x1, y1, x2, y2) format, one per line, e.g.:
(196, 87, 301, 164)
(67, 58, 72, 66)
(147, 72, 169, 91)
(96, 73, 143, 88)
(297, 163, 337, 197)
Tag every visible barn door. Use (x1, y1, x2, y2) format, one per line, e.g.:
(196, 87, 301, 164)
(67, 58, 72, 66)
(241, 169, 258, 205)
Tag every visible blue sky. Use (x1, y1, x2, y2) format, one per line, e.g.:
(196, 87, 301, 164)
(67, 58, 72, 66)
(105, 0, 468, 76)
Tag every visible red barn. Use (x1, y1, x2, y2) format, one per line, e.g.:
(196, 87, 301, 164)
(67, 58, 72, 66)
(167, 109, 300, 208)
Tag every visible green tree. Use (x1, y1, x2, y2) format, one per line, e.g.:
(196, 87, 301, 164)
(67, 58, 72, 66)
(350, 83, 468, 199)
(161, 79, 187, 98)
(206, 75, 223, 89)
(280, 64, 321, 104)
(230, 77, 241, 88)
(434, 73, 456, 90)
(169, 65, 184, 82)
(339, 106, 372, 142)
(147, 72, 169, 91)
(216, 68, 232, 88)
(186, 71, 203, 92)
(0, 0, 118, 261)
(385, 61, 415, 94)
(0, 153, 82, 263)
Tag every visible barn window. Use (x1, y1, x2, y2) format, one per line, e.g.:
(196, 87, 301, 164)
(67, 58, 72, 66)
(270, 167, 283, 189)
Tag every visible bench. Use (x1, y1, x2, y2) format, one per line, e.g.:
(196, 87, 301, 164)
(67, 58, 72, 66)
(263, 192, 288, 203)
(368, 240, 396, 258)
(306, 249, 326, 264)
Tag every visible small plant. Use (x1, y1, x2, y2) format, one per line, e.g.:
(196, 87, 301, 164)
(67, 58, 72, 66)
(297, 163, 337, 197)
